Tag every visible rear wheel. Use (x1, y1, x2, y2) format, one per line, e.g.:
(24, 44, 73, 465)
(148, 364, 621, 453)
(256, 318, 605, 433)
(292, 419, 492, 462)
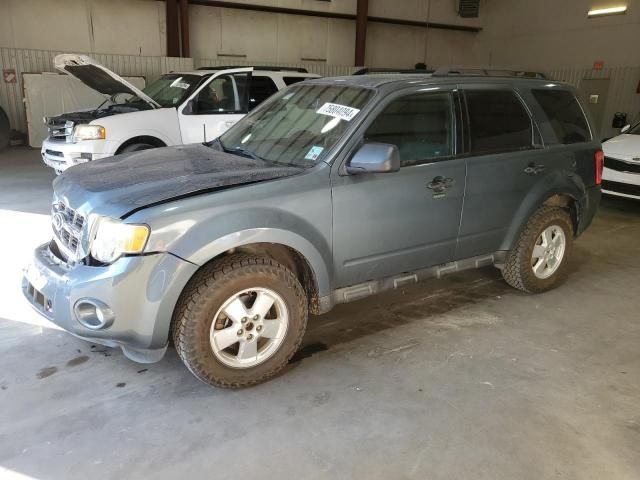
(502, 206, 573, 293)
(172, 255, 308, 388)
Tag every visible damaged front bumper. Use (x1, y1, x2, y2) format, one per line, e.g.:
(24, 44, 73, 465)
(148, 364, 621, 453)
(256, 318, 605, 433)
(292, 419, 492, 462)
(22, 243, 198, 362)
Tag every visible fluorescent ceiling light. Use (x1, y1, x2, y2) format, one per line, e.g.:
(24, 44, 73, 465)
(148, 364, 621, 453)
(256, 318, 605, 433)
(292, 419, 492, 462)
(588, 6, 627, 17)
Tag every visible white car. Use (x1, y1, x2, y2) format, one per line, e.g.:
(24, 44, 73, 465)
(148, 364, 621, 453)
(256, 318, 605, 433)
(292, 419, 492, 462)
(602, 122, 640, 200)
(41, 54, 318, 174)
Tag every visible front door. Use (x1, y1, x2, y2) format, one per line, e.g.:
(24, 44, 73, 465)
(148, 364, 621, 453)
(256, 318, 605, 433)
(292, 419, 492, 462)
(332, 88, 465, 287)
(178, 68, 252, 143)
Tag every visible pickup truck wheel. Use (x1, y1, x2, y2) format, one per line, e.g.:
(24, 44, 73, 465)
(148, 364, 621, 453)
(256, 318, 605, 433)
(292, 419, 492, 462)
(502, 206, 573, 293)
(172, 255, 308, 388)
(119, 143, 155, 153)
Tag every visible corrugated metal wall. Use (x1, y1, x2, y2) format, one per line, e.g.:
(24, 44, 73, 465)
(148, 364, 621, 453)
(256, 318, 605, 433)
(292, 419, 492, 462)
(2, 47, 638, 141)
(0, 48, 194, 135)
(549, 66, 640, 139)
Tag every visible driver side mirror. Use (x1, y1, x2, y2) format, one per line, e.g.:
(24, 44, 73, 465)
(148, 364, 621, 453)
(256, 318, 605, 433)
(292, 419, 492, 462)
(621, 124, 631, 134)
(346, 143, 400, 175)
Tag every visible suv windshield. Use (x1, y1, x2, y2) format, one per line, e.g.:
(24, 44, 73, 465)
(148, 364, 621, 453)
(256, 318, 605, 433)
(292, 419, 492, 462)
(219, 84, 373, 167)
(128, 74, 203, 108)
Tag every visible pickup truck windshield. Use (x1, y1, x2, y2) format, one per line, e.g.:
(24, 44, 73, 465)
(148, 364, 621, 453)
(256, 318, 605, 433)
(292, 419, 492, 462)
(136, 74, 202, 107)
(219, 84, 373, 167)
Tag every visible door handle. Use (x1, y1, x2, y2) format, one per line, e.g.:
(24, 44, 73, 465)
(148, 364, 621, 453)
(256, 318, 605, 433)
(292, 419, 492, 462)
(524, 163, 546, 175)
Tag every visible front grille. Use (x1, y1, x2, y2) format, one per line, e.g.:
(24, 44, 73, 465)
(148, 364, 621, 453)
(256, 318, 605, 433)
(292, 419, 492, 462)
(604, 156, 640, 174)
(52, 200, 86, 260)
(26, 281, 52, 314)
(602, 180, 640, 197)
(45, 149, 64, 157)
(47, 118, 74, 141)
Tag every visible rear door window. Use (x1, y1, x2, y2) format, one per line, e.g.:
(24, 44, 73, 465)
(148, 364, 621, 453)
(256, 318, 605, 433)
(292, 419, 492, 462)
(364, 92, 454, 167)
(249, 75, 279, 110)
(465, 90, 533, 155)
(531, 89, 591, 144)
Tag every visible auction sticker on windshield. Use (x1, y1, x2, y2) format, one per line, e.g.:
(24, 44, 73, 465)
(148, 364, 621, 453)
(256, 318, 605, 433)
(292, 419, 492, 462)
(317, 103, 360, 121)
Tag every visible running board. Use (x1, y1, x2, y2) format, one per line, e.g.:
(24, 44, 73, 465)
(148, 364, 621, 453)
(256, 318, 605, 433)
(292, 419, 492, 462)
(319, 253, 503, 312)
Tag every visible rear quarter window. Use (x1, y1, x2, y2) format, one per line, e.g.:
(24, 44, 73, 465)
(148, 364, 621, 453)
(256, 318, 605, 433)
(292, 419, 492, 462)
(465, 90, 533, 155)
(531, 89, 591, 144)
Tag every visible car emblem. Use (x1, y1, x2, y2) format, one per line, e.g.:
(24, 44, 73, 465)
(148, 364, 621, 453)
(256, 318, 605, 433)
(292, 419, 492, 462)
(52, 212, 64, 231)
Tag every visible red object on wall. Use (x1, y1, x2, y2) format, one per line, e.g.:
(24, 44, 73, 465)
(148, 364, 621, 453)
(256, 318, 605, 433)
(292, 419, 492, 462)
(3, 68, 16, 83)
(593, 61, 604, 71)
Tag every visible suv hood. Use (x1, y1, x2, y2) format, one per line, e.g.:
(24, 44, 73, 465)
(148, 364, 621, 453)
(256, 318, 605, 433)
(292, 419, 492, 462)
(54, 54, 160, 109)
(53, 144, 304, 218)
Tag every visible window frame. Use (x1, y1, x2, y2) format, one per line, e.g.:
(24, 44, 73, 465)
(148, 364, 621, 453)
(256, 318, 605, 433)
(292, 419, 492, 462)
(182, 71, 253, 116)
(345, 86, 463, 171)
(460, 86, 541, 157)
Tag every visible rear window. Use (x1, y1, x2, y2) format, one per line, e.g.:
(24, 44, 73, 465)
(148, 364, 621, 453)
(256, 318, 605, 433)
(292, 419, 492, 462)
(531, 89, 591, 144)
(283, 76, 313, 86)
(465, 90, 533, 155)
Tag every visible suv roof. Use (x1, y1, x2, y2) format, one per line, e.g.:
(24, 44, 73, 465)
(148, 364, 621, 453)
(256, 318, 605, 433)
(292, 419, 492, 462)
(305, 73, 564, 91)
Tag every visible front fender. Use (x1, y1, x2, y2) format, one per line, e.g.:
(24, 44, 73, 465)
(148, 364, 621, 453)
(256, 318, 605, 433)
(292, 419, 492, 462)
(500, 171, 588, 251)
(185, 228, 332, 297)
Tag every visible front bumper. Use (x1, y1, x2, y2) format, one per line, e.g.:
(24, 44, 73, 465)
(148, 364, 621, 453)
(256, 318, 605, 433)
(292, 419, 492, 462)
(23, 243, 198, 362)
(602, 166, 640, 200)
(41, 138, 116, 173)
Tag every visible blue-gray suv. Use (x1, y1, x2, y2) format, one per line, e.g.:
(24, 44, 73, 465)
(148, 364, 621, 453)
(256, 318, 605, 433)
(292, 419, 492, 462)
(23, 72, 602, 387)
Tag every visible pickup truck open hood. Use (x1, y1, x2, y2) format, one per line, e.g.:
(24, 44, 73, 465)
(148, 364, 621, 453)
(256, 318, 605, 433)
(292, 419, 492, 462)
(54, 54, 161, 109)
(53, 144, 304, 219)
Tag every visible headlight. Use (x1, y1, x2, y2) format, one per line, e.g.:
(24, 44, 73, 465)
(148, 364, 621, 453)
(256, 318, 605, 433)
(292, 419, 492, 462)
(72, 124, 106, 142)
(90, 217, 150, 263)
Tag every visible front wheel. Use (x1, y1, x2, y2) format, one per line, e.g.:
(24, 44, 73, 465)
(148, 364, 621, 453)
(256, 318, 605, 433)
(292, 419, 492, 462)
(502, 206, 574, 293)
(172, 255, 308, 388)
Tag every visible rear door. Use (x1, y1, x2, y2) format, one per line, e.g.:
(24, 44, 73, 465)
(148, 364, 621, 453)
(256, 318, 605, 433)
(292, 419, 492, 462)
(332, 86, 466, 287)
(178, 68, 252, 143)
(456, 85, 574, 259)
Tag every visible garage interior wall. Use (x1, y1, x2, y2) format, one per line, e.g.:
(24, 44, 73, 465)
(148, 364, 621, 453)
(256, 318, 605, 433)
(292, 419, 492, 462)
(1, 0, 639, 137)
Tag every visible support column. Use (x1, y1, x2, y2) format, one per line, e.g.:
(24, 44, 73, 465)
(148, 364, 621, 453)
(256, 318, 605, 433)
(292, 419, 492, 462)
(179, 0, 190, 57)
(166, 0, 180, 57)
(354, 0, 368, 67)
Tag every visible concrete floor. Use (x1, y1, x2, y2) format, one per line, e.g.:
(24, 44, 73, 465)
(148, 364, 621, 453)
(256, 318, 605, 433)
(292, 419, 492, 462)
(1, 147, 639, 480)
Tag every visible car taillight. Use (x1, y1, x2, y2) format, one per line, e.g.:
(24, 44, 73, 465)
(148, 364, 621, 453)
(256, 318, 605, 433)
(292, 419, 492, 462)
(595, 149, 604, 185)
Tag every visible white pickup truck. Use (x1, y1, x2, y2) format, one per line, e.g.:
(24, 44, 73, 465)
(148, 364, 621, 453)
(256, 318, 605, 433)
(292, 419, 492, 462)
(42, 54, 318, 174)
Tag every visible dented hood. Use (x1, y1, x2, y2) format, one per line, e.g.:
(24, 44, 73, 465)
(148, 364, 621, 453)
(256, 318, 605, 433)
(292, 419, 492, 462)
(54, 54, 160, 109)
(53, 144, 304, 219)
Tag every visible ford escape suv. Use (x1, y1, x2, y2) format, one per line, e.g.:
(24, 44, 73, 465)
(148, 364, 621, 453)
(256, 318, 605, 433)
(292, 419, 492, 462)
(24, 71, 602, 388)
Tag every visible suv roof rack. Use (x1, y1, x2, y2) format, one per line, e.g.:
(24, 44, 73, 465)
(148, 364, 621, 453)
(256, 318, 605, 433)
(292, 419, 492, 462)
(432, 66, 547, 79)
(196, 65, 309, 73)
(352, 67, 435, 75)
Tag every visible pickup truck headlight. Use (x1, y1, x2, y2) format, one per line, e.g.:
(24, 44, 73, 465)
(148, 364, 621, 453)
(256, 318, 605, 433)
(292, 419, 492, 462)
(72, 124, 106, 142)
(90, 217, 150, 264)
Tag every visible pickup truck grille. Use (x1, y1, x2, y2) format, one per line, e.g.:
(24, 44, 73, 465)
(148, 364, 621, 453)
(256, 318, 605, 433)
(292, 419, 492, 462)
(47, 118, 74, 142)
(51, 200, 86, 261)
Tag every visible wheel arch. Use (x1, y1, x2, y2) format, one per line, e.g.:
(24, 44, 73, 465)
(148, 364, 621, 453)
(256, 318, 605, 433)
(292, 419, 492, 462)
(501, 178, 586, 251)
(115, 135, 167, 154)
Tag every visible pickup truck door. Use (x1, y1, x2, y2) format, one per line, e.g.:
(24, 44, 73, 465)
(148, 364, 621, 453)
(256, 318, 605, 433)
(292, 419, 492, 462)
(331, 87, 466, 288)
(178, 68, 252, 144)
